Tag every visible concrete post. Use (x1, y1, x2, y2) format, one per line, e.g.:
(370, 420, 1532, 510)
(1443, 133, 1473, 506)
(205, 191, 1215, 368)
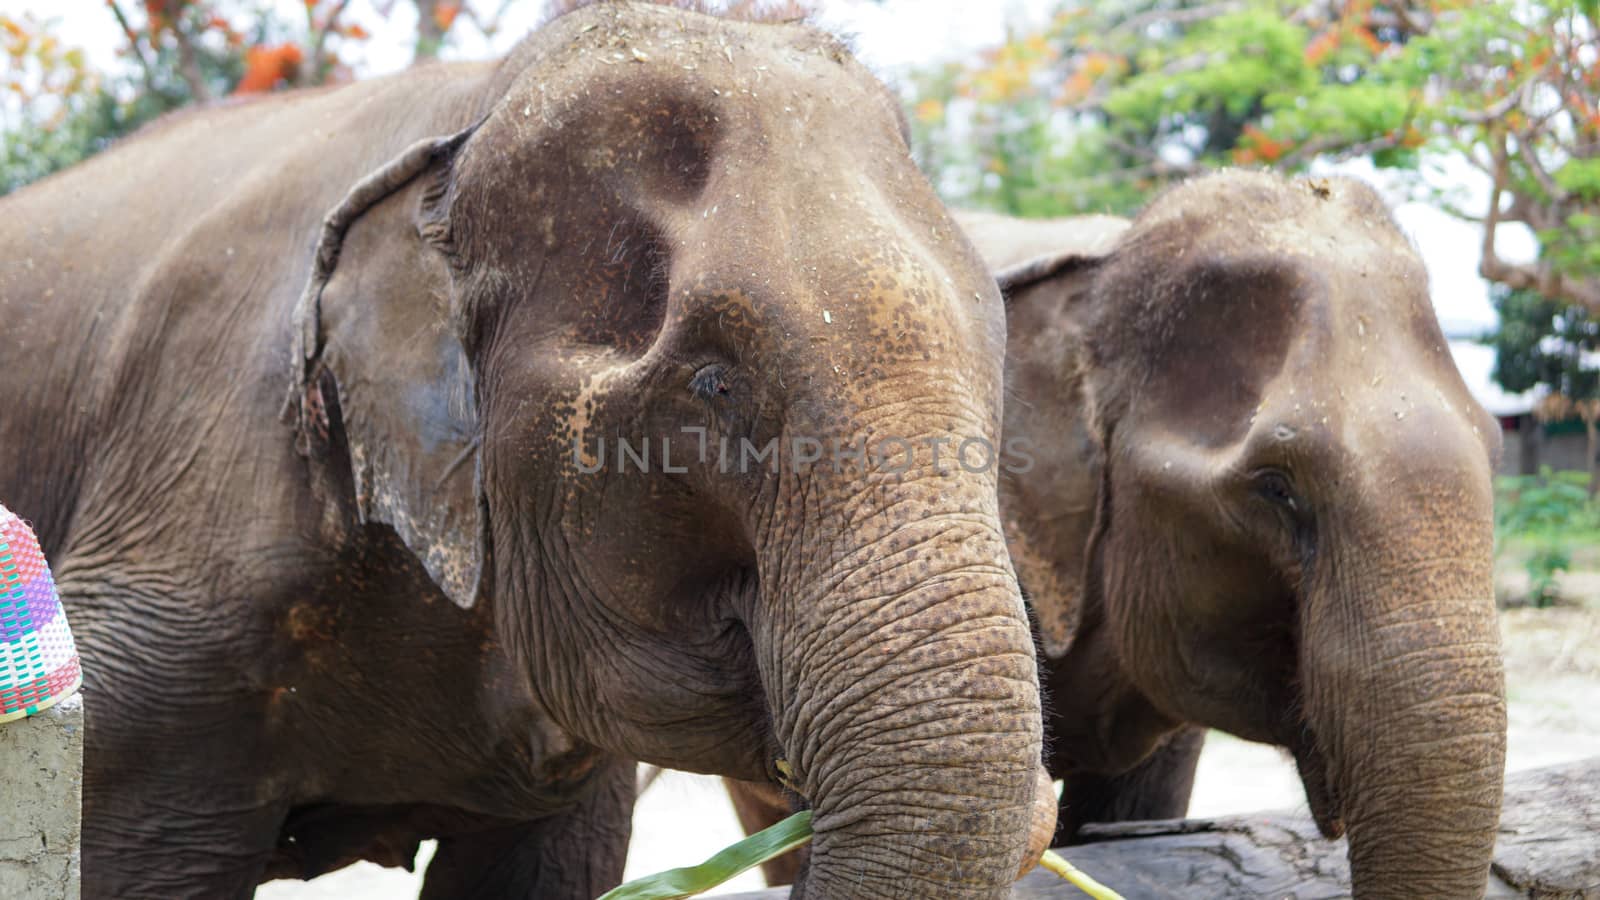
(0, 693, 83, 899)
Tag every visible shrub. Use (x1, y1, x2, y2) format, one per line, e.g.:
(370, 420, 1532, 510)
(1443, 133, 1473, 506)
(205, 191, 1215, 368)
(1494, 467, 1600, 607)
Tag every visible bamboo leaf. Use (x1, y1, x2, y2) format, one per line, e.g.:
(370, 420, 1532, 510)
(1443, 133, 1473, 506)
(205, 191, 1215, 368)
(598, 810, 814, 900)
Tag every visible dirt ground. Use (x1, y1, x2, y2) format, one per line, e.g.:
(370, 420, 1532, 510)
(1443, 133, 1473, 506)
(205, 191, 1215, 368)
(258, 591, 1600, 899)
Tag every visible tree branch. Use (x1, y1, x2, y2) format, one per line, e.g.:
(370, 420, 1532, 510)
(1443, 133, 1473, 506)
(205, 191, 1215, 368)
(1481, 130, 1600, 313)
(1504, 191, 1563, 231)
(105, 0, 160, 98)
(1517, 138, 1569, 206)
(306, 0, 355, 85)
(1101, 134, 1200, 178)
(1453, 83, 1526, 124)
(169, 16, 211, 102)
(1275, 130, 1401, 170)
(413, 0, 445, 63)
(1481, 256, 1600, 314)
(464, 0, 516, 37)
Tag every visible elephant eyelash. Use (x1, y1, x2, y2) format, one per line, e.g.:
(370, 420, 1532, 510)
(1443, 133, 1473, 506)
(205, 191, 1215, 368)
(689, 364, 732, 400)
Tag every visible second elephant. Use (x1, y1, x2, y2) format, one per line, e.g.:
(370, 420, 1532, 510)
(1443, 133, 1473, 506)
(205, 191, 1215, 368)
(728, 171, 1508, 899)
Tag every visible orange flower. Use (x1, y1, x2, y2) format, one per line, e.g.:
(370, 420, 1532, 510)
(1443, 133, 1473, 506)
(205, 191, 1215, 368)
(434, 2, 461, 31)
(234, 43, 304, 94)
(1081, 51, 1114, 78)
(344, 23, 369, 40)
(1240, 124, 1287, 163)
(144, 0, 168, 32)
(1352, 25, 1383, 55)
(1061, 70, 1092, 102)
(913, 98, 943, 124)
(1304, 29, 1338, 65)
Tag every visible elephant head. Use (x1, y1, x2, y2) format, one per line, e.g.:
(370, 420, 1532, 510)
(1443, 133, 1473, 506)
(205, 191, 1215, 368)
(288, 5, 1047, 896)
(980, 171, 1507, 898)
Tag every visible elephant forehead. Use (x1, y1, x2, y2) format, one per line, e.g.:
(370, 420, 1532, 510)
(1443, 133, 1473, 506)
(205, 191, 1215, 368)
(490, 5, 898, 160)
(1096, 251, 1306, 446)
(454, 7, 1005, 354)
(1098, 190, 1448, 448)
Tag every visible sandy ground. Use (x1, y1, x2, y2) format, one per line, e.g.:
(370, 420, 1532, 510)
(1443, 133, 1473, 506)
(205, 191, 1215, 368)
(257, 599, 1600, 899)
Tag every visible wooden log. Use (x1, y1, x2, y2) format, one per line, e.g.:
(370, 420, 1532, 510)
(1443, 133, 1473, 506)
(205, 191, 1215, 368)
(714, 757, 1600, 899)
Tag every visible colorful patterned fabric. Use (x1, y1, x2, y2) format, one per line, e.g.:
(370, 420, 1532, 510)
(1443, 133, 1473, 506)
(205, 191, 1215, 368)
(0, 504, 81, 723)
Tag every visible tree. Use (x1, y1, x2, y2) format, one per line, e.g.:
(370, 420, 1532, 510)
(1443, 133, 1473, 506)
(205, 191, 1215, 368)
(906, 0, 1429, 217)
(1, 12, 118, 194)
(1489, 284, 1600, 487)
(908, 1, 1598, 307)
(1, 1, 513, 197)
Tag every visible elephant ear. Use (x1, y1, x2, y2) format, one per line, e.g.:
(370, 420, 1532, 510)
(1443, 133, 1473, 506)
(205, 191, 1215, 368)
(958, 210, 1127, 296)
(980, 218, 1125, 659)
(288, 127, 486, 608)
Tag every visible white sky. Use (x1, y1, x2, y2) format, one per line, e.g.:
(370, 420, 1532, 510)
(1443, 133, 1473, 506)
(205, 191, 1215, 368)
(17, 0, 1538, 350)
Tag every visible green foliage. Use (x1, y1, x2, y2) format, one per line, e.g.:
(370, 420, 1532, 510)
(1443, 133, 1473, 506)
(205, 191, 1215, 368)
(1556, 159, 1600, 202)
(1544, 212, 1600, 276)
(3, 90, 151, 195)
(1103, 11, 1314, 125)
(905, 0, 1431, 218)
(1, 8, 249, 196)
(1497, 468, 1600, 535)
(1495, 468, 1600, 607)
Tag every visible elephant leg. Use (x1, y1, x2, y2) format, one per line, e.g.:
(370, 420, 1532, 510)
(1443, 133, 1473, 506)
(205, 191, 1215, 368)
(1057, 726, 1206, 845)
(81, 779, 283, 900)
(79, 701, 285, 899)
(724, 778, 804, 887)
(420, 760, 636, 900)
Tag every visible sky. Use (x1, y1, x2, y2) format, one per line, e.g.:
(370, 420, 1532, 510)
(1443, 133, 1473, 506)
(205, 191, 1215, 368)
(17, 0, 1541, 406)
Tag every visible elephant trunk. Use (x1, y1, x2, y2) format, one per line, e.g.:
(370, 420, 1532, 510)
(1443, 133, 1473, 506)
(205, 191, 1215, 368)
(1297, 489, 1506, 898)
(754, 492, 1047, 899)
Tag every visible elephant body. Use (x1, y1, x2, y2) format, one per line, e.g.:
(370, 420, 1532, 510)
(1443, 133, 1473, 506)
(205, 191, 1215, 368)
(0, 5, 1053, 898)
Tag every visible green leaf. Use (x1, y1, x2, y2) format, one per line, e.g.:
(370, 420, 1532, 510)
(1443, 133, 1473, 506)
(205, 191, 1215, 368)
(598, 810, 814, 900)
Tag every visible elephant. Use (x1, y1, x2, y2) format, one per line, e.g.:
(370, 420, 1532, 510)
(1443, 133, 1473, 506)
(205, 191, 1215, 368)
(0, 4, 1057, 898)
(723, 172, 1510, 898)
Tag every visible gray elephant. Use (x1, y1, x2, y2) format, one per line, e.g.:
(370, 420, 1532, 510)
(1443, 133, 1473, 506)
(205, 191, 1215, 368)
(728, 172, 1509, 899)
(0, 5, 1057, 898)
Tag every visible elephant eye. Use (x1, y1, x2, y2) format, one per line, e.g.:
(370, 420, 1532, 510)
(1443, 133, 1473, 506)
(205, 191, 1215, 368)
(689, 364, 731, 400)
(1254, 469, 1299, 512)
